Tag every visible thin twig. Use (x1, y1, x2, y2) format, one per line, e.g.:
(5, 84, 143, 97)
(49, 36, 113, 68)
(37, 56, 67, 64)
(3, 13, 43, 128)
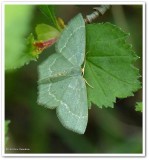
(84, 5, 111, 24)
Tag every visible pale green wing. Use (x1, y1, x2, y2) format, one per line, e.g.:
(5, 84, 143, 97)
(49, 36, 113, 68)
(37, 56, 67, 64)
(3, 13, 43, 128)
(38, 13, 88, 134)
(57, 76, 88, 134)
(38, 54, 88, 134)
(38, 53, 81, 109)
(38, 78, 72, 109)
(56, 14, 85, 66)
(38, 53, 80, 84)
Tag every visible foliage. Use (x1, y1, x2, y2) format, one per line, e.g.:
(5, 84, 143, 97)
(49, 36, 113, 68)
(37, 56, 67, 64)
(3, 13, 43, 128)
(25, 24, 60, 59)
(39, 5, 63, 31)
(85, 23, 141, 108)
(5, 120, 10, 145)
(5, 5, 61, 70)
(5, 5, 35, 70)
(35, 24, 60, 41)
(135, 102, 142, 112)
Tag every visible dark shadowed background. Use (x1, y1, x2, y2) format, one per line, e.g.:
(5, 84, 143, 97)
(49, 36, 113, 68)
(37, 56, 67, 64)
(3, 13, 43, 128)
(5, 5, 142, 153)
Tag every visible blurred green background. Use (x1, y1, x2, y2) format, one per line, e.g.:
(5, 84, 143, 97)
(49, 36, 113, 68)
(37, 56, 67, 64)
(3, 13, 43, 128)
(5, 5, 142, 153)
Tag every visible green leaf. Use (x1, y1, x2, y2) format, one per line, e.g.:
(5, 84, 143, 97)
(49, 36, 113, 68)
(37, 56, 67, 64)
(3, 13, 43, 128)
(5, 120, 10, 145)
(135, 102, 142, 112)
(38, 14, 87, 134)
(25, 24, 60, 58)
(5, 5, 35, 70)
(39, 5, 61, 31)
(84, 23, 141, 108)
(35, 24, 60, 41)
(25, 33, 40, 58)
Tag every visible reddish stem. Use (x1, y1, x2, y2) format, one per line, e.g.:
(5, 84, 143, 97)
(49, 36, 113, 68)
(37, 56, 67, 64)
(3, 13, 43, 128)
(34, 38, 57, 50)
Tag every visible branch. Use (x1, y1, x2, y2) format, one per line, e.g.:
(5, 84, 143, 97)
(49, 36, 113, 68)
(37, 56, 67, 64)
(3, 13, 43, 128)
(84, 5, 110, 24)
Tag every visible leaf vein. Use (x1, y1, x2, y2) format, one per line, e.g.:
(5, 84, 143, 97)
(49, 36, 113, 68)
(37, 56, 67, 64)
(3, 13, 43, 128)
(87, 59, 134, 85)
(87, 61, 107, 97)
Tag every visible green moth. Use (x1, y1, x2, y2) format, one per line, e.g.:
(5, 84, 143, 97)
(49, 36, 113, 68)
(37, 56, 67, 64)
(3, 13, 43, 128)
(38, 14, 88, 134)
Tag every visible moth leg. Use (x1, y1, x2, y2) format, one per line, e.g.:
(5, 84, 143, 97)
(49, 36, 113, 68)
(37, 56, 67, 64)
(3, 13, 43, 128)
(83, 78, 93, 88)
